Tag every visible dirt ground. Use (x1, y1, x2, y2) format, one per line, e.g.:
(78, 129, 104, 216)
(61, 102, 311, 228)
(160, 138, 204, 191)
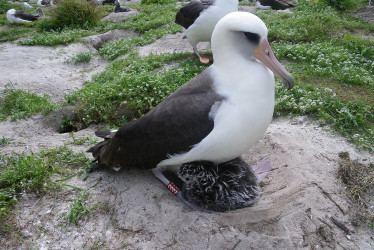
(352, 6, 374, 24)
(0, 2, 373, 250)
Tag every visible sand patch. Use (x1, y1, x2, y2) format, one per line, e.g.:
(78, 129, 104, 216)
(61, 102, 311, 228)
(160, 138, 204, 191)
(0, 43, 108, 103)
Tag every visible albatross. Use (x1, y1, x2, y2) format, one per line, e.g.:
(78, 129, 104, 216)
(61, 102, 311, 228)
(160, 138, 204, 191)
(175, 0, 238, 63)
(256, 0, 296, 10)
(114, 0, 130, 13)
(89, 12, 294, 209)
(6, 8, 43, 24)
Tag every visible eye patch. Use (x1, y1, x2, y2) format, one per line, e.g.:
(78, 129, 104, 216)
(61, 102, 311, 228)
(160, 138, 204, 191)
(243, 32, 260, 45)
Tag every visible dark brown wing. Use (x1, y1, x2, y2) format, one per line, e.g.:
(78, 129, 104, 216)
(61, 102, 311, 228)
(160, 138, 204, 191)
(259, 0, 295, 10)
(90, 68, 224, 169)
(175, 0, 214, 29)
(14, 10, 38, 22)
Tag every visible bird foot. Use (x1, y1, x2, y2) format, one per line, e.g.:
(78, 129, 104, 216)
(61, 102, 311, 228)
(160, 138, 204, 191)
(251, 157, 273, 181)
(152, 168, 211, 212)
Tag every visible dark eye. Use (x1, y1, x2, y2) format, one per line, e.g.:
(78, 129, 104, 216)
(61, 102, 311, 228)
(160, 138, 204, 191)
(243, 32, 260, 45)
(265, 50, 270, 56)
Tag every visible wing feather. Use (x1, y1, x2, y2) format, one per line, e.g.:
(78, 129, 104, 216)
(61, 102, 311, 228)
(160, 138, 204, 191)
(93, 68, 224, 169)
(14, 10, 38, 21)
(175, 0, 214, 29)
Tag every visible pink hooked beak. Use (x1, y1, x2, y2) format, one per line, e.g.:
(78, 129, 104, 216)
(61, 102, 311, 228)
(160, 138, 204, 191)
(255, 39, 294, 90)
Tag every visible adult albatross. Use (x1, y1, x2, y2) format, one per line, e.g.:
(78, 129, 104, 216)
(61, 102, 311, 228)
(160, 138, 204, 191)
(256, 0, 296, 10)
(89, 12, 294, 209)
(175, 0, 238, 63)
(6, 8, 43, 24)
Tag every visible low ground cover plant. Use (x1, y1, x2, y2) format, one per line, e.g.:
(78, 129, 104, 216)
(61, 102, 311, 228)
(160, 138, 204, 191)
(0, 147, 91, 232)
(0, 85, 57, 121)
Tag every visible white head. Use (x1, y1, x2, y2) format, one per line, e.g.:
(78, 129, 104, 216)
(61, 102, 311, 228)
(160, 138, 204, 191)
(7, 9, 16, 15)
(6, 9, 17, 23)
(211, 12, 294, 89)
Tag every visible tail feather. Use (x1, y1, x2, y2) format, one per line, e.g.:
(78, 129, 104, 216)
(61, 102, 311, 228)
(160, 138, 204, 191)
(94, 129, 117, 139)
(88, 129, 118, 168)
(87, 140, 108, 158)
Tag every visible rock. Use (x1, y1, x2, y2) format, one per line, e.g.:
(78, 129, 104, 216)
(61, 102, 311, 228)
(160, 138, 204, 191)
(85, 29, 139, 50)
(20, 229, 33, 238)
(0, 26, 10, 32)
(238, 6, 257, 13)
(101, 9, 139, 23)
(291, 116, 307, 125)
(352, 6, 374, 24)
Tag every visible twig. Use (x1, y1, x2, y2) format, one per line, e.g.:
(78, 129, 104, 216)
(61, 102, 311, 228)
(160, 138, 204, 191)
(330, 216, 352, 235)
(317, 217, 333, 229)
(312, 182, 346, 214)
(231, 239, 242, 250)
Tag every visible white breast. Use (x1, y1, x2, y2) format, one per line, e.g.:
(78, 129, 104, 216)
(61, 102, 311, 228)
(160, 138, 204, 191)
(158, 59, 275, 167)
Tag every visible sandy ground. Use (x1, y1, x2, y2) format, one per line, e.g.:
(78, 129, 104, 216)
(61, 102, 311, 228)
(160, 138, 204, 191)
(0, 43, 108, 103)
(0, 3, 373, 250)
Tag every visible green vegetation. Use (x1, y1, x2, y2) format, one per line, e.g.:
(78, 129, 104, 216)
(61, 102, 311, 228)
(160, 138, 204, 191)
(65, 52, 207, 125)
(0, 147, 91, 232)
(0, 85, 57, 121)
(66, 52, 92, 64)
(19, 28, 95, 46)
(275, 82, 374, 151)
(0, 27, 33, 43)
(273, 38, 374, 88)
(141, 0, 170, 4)
(0, 0, 12, 14)
(257, 3, 374, 43)
(0, 137, 13, 147)
(37, 0, 103, 31)
(68, 132, 97, 146)
(63, 191, 94, 225)
(322, 0, 367, 11)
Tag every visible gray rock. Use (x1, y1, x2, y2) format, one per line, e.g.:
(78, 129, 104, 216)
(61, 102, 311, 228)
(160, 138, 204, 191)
(101, 9, 139, 23)
(20, 229, 33, 238)
(85, 29, 139, 50)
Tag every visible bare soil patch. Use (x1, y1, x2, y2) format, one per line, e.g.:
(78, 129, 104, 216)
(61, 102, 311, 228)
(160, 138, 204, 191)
(352, 6, 374, 24)
(0, 43, 108, 103)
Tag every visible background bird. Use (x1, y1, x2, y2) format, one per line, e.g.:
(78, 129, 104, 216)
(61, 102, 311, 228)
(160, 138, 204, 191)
(6, 8, 43, 24)
(23, 2, 33, 8)
(102, 0, 116, 5)
(175, 0, 238, 63)
(256, 0, 296, 10)
(114, 0, 130, 13)
(37, 0, 51, 7)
